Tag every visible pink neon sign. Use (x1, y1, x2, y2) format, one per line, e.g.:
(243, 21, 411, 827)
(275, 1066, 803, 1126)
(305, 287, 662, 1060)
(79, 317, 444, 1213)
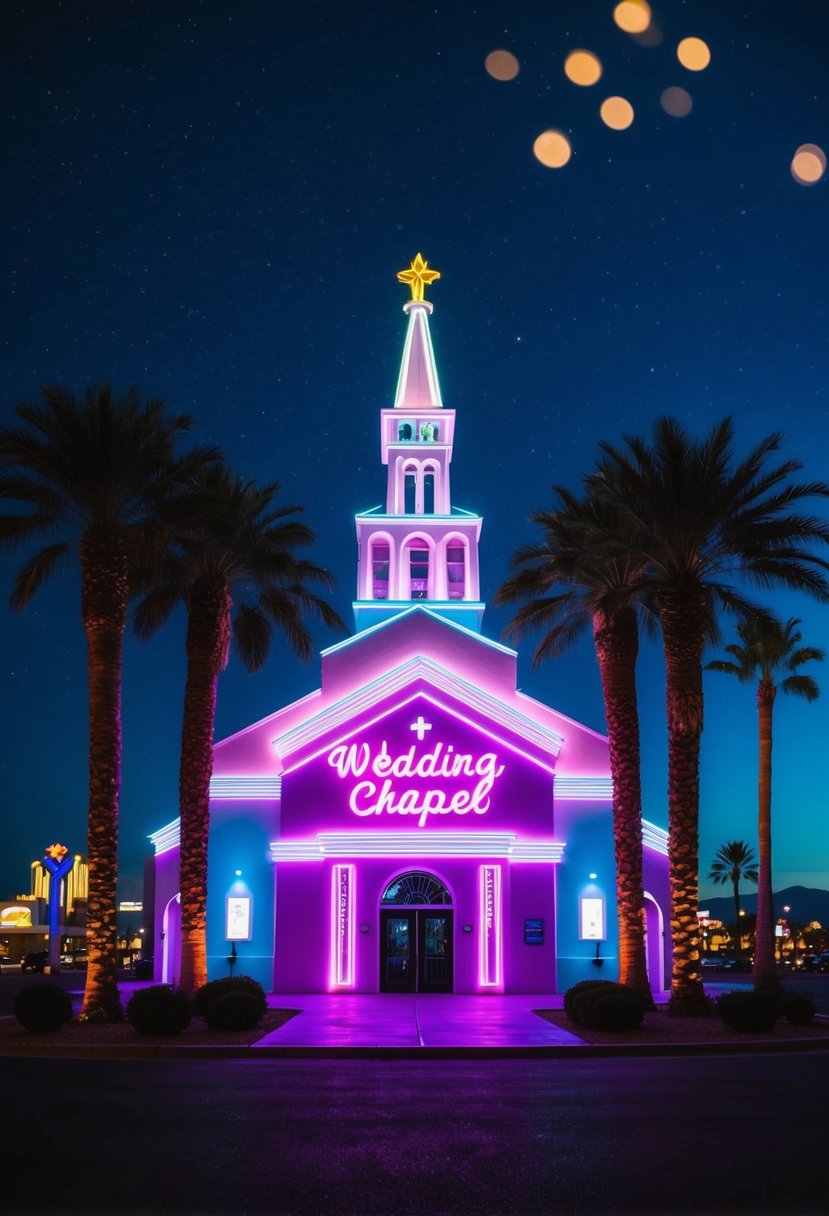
(331, 864, 355, 988)
(479, 864, 502, 987)
(327, 737, 506, 828)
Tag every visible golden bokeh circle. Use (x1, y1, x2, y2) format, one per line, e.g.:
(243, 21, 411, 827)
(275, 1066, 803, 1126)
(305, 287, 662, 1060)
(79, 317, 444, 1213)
(613, 0, 652, 35)
(564, 49, 602, 86)
(484, 49, 520, 82)
(660, 86, 693, 118)
(600, 96, 635, 131)
(677, 37, 711, 71)
(791, 144, 827, 185)
(533, 130, 573, 168)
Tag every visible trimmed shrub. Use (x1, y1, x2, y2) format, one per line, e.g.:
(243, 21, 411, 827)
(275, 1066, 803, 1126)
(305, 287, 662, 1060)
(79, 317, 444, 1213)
(564, 980, 617, 1022)
(780, 991, 816, 1026)
(567, 981, 645, 1029)
(591, 990, 645, 1032)
(126, 985, 192, 1035)
(193, 975, 267, 1020)
(716, 988, 778, 1033)
(203, 991, 263, 1032)
(13, 982, 73, 1032)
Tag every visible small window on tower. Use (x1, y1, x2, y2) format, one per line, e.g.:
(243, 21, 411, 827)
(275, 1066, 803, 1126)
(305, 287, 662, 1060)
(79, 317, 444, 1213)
(424, 472, 435, 515)
(398, 422, 413, 442)
(372, 543, 390, 600)
(404, 471, 417, 514)
(410, 548, 430, 598)
(420, 422, 438, 442)
(446, 545, 465, 599)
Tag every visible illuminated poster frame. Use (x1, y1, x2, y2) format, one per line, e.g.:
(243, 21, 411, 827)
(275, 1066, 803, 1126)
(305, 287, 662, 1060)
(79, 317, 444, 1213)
(331, 863, 356, 988)
(579, 896, 605, 941)
(478, 863, 502, 987)
(225, 895, 253, 942)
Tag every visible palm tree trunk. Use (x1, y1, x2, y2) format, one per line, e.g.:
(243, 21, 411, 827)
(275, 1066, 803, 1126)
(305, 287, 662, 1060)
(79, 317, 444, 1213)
(731, 872, 742, 955)
(753, 681, 776, 982)
(660, 587, 710, 1016)
(79, 535, 128, 1021)
(178, 576, 231, 996)
(593, 606, 654, 1005)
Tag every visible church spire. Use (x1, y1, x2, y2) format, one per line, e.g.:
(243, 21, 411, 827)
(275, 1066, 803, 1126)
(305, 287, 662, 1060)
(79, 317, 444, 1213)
(393, 254, 443, 411)
(351, 257, 484, 633)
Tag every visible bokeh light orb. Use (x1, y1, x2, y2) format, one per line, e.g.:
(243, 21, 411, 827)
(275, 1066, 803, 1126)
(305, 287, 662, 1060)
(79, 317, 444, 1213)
(484, 49, 520, 82)
(533, 130, 572, 168)
(613, 0, 652, 35)
(791, 143, 827, 185)
(600, 96, 635, 131)
(677, 37, 711, 71)
(564, 50, 602, 86)
(660, 86, 693, 117)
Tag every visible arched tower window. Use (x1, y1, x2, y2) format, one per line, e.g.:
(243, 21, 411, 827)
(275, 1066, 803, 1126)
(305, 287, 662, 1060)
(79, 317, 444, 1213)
(404, 468, 417, 514)
(424, 472, 435, 515)
(370, 538, 390, 600)
(409, 547, 430, 598)
(446, 541, 466, 600)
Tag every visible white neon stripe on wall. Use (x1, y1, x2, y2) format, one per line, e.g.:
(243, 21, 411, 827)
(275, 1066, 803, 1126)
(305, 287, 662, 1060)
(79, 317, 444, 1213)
(330, 864, 356, 988)
(642, 820, 669, 856)
(269, 832, 566, 862)
(479, 864, 502, 987)
(554, 776, 613, 800)
(149, 818, 180, 855)
(209, 775, 282, 799)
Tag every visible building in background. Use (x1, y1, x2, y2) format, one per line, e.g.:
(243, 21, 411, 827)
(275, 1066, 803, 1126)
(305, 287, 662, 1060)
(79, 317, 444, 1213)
(150, 259, 671, 994)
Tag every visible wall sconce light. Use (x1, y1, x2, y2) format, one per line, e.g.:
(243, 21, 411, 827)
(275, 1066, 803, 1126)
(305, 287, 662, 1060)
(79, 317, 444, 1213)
(360, 923, 370, 934)
(588, 872, 597, 880)
(462, 924, 473, 934)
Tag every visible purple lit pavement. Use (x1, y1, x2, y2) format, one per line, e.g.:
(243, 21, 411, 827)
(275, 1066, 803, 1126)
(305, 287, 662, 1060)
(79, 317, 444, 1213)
(254, 992, 587, 1050)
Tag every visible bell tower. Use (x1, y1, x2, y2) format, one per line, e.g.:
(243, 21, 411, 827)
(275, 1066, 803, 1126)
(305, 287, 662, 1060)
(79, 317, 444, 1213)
(353, 255, 484, 633)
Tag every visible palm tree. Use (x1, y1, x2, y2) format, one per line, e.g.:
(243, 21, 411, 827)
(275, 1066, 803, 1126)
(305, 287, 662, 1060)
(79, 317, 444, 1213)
(0, 384, 217, 1020)
(494, 487, 655, 1004)
(707, 840, 758, 956)
(591, 417, 829, 1015)
(133, 464, 345, 995)
(706, 616, 823, 982)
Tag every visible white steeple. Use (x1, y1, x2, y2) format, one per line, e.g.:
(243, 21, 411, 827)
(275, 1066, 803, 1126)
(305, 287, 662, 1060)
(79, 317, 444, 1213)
(352, 256, 484, 634)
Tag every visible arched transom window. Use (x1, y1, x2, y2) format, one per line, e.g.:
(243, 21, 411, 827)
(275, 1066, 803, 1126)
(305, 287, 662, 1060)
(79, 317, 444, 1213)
(381, 872, 452, 905)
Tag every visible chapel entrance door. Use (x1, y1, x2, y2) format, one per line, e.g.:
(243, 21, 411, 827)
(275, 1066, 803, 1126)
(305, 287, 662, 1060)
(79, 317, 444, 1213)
(379, 909, 453, 993)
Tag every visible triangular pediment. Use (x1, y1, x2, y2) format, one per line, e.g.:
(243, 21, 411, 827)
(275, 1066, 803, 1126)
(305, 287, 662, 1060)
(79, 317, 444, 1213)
(273, 655, 563, 775)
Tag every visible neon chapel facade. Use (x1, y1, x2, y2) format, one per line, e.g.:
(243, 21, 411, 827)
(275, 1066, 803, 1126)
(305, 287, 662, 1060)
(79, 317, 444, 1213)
(150, 257, 671, 995)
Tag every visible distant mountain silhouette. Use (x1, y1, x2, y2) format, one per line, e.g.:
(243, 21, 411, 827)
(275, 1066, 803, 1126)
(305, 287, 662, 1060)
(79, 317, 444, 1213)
(699, 885, 829, 925)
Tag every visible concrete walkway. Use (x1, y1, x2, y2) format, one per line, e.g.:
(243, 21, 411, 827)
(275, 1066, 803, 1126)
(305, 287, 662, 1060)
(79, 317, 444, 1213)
(256, 992, 585, 1049)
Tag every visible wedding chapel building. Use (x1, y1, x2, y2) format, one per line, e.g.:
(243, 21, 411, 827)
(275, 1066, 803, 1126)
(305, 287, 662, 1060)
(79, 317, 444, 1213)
(150, 257, 671, 995)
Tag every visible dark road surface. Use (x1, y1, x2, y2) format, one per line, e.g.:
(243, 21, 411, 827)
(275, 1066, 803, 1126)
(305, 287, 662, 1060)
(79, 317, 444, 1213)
(2, 1052, 828, 1215)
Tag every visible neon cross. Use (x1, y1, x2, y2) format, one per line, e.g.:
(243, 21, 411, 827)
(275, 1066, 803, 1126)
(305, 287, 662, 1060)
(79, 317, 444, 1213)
(410, 716, 432, 741)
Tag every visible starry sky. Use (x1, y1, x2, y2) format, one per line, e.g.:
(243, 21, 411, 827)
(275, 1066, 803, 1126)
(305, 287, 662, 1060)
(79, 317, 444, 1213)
(2, 0, 829, 910)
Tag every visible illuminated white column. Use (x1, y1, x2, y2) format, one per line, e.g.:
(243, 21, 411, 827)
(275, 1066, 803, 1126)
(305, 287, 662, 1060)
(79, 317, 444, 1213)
(478, 864, 502, 988)
(330, 864, 356, 989)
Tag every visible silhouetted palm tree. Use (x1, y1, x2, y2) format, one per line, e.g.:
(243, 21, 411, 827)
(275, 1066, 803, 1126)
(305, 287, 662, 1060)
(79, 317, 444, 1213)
(591, 417, 829, 1014)
(707, 616, 823, 982)
(707, 840, 758, 956)
(495, 487, 656, 1004)
(133, 464, 345, 994)
(0, 384, 217, 1019)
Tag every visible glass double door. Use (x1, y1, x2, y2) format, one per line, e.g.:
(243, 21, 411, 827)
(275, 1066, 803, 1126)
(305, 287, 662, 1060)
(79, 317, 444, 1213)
(380, 908, 453, 993)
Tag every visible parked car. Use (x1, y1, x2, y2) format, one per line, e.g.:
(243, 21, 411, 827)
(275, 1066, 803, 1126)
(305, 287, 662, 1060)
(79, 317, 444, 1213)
(716, 957, 752, 973)
(20, 950, 48, 973)
(701, 957, 722, 970)
(132, 957, 153, 980)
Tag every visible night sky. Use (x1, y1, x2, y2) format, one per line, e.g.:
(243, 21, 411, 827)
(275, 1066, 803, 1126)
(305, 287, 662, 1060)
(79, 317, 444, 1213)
(2, 0, 829, 910)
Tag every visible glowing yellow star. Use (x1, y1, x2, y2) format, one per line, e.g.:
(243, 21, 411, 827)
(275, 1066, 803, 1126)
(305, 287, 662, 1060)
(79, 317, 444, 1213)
(396, 253, 441, 302)
(45, 843, 68, 861)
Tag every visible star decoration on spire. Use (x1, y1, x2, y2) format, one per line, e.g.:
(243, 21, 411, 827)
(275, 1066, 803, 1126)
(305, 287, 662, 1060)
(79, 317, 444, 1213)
(45, 843, 68, 862)
(397, 253, 441, 302)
